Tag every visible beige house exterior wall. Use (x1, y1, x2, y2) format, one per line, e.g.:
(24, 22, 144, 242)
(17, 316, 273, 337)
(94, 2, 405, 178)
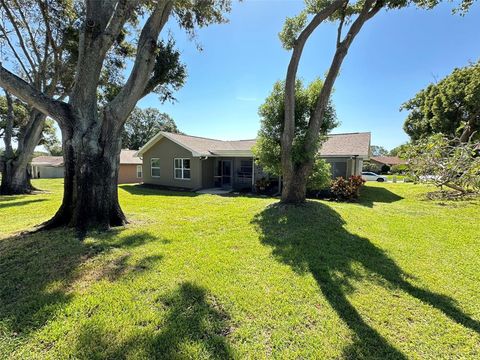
(31, 165, 64, 179)
(141, 136, 366, 190)
(118, 164, 142, 184)
(142, 137, 202, 189)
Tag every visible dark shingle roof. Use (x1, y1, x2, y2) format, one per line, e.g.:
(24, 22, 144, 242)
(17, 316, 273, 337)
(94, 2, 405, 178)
(31, 156, 64, 167)
(319, 132, 371, 157)
(31, 150, 141, 167)
(139, 131, 371, 158)
(120, 149, 142, 164)
(371, 156, 406, 166)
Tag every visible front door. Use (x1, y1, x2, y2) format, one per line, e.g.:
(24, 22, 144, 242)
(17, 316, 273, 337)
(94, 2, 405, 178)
(221, 160, 232, 188)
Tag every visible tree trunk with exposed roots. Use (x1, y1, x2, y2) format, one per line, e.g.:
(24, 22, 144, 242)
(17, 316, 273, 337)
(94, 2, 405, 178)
(0, 1, 174, 232)
(43, 117, 127, 231)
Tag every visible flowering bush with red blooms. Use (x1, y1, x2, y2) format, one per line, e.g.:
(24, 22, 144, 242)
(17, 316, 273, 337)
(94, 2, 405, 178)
(331, 175, 365, 200)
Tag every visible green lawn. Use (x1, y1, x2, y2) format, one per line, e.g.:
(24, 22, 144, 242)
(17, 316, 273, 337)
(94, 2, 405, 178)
(386, 175, 407, 181)
(1, 179, 479, 359)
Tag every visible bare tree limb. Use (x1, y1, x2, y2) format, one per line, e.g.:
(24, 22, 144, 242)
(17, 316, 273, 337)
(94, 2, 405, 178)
(101, 0, 138, 54)
(336, 1, 349, 47)
(14, 0, 42, 67)
(0, 24, 33, 83)
(0, 0, 38, 75)
(0, 65, 71, 124)
(109, 0, 173, 123)
(303, 0, 381, 156)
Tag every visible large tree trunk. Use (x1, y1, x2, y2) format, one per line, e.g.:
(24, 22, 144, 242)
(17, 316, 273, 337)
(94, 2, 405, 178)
(0, 1, 173, 232)
(0, 100, 45, 195)
(42, 117, 127, 231)
(1, 160, 34, 195)
(281, 165, 310, 204)
(280, 0, 380, 204)
(44, 116, 127, 230)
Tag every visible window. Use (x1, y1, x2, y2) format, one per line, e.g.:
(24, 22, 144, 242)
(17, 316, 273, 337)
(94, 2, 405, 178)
(174, 158, 191, 180)
(151, 158, 160, 177)
(239, 160, 253, 176)
(136, 165, 143, 178)
(331, 161, 347, 179)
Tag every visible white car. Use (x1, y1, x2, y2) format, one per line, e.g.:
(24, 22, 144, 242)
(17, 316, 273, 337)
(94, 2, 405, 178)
(362, 171, 387, 182)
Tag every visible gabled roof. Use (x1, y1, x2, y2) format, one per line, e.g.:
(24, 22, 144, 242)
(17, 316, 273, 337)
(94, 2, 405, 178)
(120, 149, 142, 164)
(31, 150, 141, 167)
(137, 132, 256, 157)
(370, 156, 406, 166)
(138, 131, 371, 158)
(31, 156, 64, 167)
(319, 132, 370, 157)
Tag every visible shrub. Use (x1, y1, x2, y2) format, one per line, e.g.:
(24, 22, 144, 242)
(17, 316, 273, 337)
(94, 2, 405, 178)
(362, 161, 380, 173)
(255, 177, 271, 194)
(380, 164, 391, 174)
(331, 175, 365, 200)
(391, 164, 407, 174)
(307, 158, 332, 192)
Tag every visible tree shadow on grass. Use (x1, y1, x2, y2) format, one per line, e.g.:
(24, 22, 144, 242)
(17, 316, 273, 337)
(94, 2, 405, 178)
(0, 228, 166, 349)
(357, 186, 403, 208)
(120, 184, 199, 197)
(73, 282, 234, 359)
(252, 201, 479, 358)
(0, 198, 47, 210)
(96, 254, 164, 282)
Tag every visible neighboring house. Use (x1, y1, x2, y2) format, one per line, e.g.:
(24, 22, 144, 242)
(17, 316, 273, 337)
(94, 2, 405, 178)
(370, 156, 406, 167)
(137, 131, 371, 191)
(118, 150, 143, 184)
(30, 150, 143, 184)
(31, 156, 64, 178)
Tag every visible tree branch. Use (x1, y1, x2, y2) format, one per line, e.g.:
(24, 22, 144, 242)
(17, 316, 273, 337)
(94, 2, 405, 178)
(3, 90, 14, 158)
(0, 24, 33, 83)
(336, 1, 349, 47)
(70, 0, 136, 111)
(14, 0, 43, 67)
(303, 0, 381, 157)
(459, 111, 480, 142)
(101, 0, 138, 54)
(0, 0, 38, 76)
(109, 0, 173, 123)
(0, 65, 71, 125)
(282, 0, 347, 173)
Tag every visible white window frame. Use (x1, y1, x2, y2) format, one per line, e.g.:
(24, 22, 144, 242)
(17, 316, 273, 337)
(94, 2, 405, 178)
(136, 165, 143, 179)
(174, 158, 191, 180)
(151, 158, 160, 178)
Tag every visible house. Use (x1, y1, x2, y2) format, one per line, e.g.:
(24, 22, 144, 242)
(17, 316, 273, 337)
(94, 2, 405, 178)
(137, 131, 371, 191)
(370, 156, 406, 167)
(30, 156, 64, 178)
(30, 150, 143, 184)
(118, 150, 143, 184)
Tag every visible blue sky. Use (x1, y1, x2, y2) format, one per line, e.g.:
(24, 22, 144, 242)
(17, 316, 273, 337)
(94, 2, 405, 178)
(137, 0, 480, 150)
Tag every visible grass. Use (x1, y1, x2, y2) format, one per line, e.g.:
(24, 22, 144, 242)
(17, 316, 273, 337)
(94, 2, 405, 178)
(385, 174, 407, 181)
(0, 179, 479, 359)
